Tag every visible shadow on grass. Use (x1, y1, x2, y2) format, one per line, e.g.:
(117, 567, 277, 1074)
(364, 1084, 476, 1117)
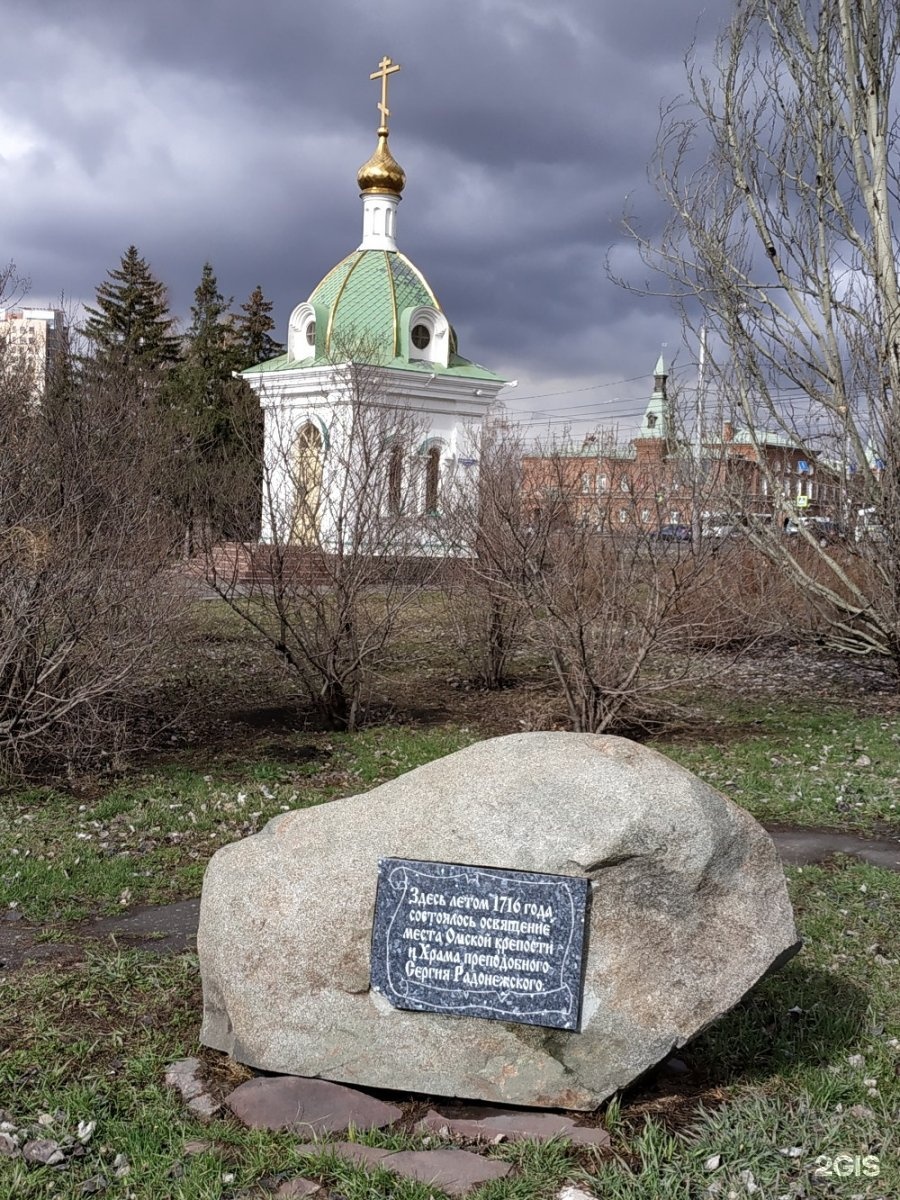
(637, 960, 869, 1102)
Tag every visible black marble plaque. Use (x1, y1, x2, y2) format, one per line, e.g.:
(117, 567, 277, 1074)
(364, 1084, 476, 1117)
(370, 858, 590, 1030)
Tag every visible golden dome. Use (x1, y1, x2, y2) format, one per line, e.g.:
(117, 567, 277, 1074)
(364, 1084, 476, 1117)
(357, 130, 406, 196)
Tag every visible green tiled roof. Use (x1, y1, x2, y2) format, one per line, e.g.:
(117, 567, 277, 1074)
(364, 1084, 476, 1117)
(243, 348, 504, 384)
(242, 247, 504, 384)
(312, 249, 438, 359)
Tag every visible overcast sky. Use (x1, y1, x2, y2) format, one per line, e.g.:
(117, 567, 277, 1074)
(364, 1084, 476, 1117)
(1, 0, 735, 434)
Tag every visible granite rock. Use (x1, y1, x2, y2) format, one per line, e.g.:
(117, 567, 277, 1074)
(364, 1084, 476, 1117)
(199, 732, 799, 1109)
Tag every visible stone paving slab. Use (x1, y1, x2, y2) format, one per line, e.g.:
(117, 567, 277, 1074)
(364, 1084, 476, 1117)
(417, 1106, 611, 1147)
(336, 1142, 391, 1168)
(164, 1058, 221, 1122)
(384, 1148, 511, 1195)
(226, 1076, 401, 1134)
(273, 1179, 322, 1197)
(296, 1140, 391, 1167)
(296, 1141, 510, 1196)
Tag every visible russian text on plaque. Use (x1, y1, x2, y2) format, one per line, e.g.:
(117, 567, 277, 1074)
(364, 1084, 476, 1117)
(371, 857, 590, 1030)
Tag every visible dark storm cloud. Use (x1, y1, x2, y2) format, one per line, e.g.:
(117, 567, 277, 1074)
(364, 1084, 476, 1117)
(1, 0, 735, 428)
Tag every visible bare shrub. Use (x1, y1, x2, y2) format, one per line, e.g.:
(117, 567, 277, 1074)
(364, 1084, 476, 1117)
(474, 441, 738, 733)
(676, 538, 821, 648)
(741, 529, 900, 658)
(203, 361, 445, 731)
(435, 424, 530, 689)
(0, 345, 183, 779)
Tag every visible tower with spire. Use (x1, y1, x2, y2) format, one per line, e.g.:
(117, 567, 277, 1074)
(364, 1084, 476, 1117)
(242, 57, 509, 549)
(638, 354, 670, 441)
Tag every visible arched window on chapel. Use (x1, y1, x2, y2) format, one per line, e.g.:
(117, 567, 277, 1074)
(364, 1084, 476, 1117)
(388, 442, 404, 515)
(291, 422, 323, 543)
(424, 444, 441, 514)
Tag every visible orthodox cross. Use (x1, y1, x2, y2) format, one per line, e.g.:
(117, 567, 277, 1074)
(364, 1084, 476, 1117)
(370, 55, 401, 132)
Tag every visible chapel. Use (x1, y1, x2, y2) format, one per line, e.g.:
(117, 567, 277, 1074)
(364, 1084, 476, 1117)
(242, 57, 508, 550)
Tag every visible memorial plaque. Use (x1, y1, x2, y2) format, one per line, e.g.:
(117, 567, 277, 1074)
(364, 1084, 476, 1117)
(371, 858, 590, 1031)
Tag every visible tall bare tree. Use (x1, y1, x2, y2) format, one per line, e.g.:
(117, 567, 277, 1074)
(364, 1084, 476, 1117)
(619, 0, 900, 669)
(434, 422, 530, 689)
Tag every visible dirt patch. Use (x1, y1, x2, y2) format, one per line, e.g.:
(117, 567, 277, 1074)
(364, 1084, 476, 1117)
(766, 824, 900, 870)
(0, 899, 200, 973)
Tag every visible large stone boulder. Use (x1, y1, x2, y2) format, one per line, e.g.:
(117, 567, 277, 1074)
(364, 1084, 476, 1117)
(198, 733, 799, 1110)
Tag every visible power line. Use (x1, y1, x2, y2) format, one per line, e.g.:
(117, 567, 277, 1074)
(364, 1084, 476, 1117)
(514, 411, 649, 429)
(508, 373, 651, 405)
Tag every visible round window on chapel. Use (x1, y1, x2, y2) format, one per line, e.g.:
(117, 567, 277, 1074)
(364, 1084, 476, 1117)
(411, 324, 431, 350)
(305, 321, 316, 347)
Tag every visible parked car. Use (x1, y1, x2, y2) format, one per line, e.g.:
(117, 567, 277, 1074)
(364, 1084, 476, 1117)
(651, 523, 692, 543)
(785, 516, 846, 544)
(701, 512, 742, 539)
(855, 507, 887, 544)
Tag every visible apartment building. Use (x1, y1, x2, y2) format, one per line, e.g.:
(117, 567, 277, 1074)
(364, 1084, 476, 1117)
(0, 306, 66, 395)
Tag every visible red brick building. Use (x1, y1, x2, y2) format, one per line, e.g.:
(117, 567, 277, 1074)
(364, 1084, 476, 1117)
(522, 357, 837, 532)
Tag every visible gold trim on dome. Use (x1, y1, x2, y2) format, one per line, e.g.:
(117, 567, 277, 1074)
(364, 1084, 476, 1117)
(383, 250, 399, 355)
(397, 251, 442, 312)
(325, 252, 365, 353)
(310, 254, 353, 308)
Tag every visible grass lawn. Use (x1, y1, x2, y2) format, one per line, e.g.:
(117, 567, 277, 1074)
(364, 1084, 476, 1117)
(1, 860, 897, 1198)
(2, 603, 899, 1197)
(0, 727, 475, 923)
(2, 701, 896, 924)
(658, 702, 900, 833)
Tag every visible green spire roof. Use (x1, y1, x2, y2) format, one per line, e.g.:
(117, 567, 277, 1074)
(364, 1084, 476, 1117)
(640, 352, 670, 439)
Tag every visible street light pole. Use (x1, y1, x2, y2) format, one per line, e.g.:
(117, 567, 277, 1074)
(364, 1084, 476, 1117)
(692, 323, 708, 547)
(696, 322, 708, 458)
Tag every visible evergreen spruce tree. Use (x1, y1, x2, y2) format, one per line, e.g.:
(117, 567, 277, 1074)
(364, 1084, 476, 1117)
(174, 262, 240, 445)
(168, 263, 263, 544)
(236, 284, 284, 367)
(82, 245, 180, 368)
(188, 263, 235, 376)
